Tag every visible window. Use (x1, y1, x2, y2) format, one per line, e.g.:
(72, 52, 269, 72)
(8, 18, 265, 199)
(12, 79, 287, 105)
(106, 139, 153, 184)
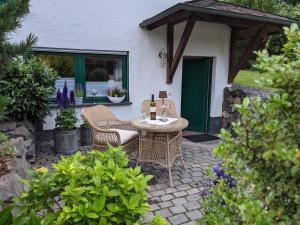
(36, 50, 129, 103)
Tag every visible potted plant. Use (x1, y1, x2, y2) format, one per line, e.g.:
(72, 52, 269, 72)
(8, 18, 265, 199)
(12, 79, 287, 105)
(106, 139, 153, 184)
(75, 84, 84, 105)
(107, 87, 127, 103)
(54, 108, 78, 154)
(80, 118, 92, 146)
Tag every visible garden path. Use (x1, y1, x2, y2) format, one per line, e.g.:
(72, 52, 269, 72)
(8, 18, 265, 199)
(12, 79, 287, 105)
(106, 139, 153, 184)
(34, 139, 220, 225)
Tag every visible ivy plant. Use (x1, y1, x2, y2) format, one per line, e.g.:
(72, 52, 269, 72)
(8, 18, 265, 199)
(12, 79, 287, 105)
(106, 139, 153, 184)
(198, 24, 300, 225)
(13, 146, 153, 225)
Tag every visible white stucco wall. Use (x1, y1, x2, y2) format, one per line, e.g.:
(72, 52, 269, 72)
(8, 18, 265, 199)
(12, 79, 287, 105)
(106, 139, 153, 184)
(10, 0, 231, 130)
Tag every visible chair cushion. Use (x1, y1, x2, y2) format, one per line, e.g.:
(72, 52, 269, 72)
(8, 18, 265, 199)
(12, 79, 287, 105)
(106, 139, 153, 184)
(109, 129, 138, 145)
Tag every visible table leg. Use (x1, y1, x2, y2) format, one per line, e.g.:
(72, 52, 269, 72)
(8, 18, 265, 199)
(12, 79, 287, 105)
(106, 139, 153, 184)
(136, 130, 142, 167)
(179, 130, 186, 170)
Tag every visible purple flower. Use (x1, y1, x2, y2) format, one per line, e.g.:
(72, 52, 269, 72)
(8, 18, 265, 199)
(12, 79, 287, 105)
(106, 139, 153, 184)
(62, 80, 69, 108)
(56, 89, 62, 109)
(70, 91, 75, 105)
(213, 164, 236, 188)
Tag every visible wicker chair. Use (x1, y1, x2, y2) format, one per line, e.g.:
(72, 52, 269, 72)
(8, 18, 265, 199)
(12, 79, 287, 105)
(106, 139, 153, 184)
(141, 99, 179, 118)
(81, 105, 138, 150)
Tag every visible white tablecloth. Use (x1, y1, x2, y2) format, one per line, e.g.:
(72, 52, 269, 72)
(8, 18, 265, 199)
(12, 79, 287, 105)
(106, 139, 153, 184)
(143, 117, 178, 126)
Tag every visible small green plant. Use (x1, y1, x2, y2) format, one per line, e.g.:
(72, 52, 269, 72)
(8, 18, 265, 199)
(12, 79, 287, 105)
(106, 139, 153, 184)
(0, 132, 16, 158)
(148, 214, 168, 225)
(75, 84, 84, 97)
(89, 68, 109, 81)
(107, 87, 127, 97)
(55, 108, 78, 131)
(81, 118, 90, 128)
(13, 146, 153, 225)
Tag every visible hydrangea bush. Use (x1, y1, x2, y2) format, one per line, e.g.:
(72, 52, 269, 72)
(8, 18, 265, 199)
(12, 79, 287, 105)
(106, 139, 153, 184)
(199, 24, 300, 225)
(13, 146, 153, 225)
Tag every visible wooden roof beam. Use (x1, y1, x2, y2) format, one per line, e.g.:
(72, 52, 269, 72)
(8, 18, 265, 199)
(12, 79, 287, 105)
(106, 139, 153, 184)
(228, 27, 267, 83)
(147, 10, 190, 30)
(192, 13, 265, 28)
(167, 19, 195, 84)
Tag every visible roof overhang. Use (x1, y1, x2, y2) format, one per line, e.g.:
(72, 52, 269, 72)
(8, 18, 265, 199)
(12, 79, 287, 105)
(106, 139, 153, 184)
(140, 2, 298, 30)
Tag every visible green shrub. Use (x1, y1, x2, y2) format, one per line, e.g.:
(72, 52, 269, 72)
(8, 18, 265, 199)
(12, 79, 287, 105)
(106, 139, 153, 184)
(55, 108, 78, 131)
(0, 56, 58, 123)
(0, 132, 16, 158)
(14, 146, 152, 225)
(199, 24, 300, 225)
(0, 96, 10, 121)
(148, 214, 168, 225)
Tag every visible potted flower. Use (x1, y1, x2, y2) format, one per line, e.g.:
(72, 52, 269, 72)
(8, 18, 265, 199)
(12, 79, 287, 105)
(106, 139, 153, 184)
(80, 118, 92, 146)
(75, 84, 84, 105)
(54, 108, 78, 154)
(107, 87, 127, 103)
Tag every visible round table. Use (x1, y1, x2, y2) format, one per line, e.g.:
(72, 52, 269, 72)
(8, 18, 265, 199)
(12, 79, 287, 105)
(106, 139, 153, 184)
(132, 117, 189, 187)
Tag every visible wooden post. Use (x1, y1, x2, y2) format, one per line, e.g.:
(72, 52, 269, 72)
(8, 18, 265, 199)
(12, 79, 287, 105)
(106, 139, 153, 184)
(166, 24, 174, 83)
(228, 27, 266, 83)
(167, 19, 195, 84)
(228, 28, 237, 84)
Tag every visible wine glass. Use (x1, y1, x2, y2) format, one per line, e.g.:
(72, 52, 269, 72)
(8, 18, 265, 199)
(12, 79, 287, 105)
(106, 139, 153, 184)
(141, 108, 147, 122)
(91, 89, 98, 104)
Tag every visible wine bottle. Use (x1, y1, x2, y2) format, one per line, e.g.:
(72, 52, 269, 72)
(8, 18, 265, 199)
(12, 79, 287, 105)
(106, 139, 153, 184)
(150, 94, 156, 120)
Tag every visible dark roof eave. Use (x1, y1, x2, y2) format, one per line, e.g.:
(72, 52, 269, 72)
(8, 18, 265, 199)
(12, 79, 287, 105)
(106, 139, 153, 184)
(140, 3, 298, 29)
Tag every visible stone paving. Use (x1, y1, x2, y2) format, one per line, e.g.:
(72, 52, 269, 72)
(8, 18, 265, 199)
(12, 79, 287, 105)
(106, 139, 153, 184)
(34, 139, 220, 225)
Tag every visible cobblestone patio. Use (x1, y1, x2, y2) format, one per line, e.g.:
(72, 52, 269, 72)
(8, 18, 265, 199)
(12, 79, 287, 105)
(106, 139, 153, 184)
(34, 139, 220, 225)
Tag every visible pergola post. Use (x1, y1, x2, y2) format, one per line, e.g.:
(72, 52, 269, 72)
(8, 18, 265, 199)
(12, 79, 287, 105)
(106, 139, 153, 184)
(167, 19, 195, 84)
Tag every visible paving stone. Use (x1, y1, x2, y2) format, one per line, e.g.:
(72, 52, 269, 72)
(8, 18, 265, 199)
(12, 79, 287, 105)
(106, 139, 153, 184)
(152, 190, 165, 197)
(172, 197, 187, 205)
(168, 214, 189, 225)
(176, 184, 191, 191)
(159, 201, 173, 209)
(173, 191, 187, 198)
(186, 194, 202, 202)
(161, 194, 174, 201)
(182, 222, 197, 225)
(169, 204, 186, 214)
(187, 188, 200, 195)
(150, 204, 160, 211)
(156, 208, 172, 218)
(186, 209, 202, 221)
(165, 188, 177, 194)
(184, 201, 200, 211)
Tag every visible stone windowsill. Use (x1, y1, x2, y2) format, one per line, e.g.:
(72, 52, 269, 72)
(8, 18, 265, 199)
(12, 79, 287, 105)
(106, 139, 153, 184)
(50, 102, 132, 109)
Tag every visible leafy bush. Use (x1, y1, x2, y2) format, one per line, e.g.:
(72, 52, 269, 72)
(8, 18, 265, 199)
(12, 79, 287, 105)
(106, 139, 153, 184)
(0, 206, 41, 225)
(0, 96, 10, 121)
(148, 214, 168, 225)
(0, 132, 16, 158)
(55, 108, 78, 131)
(14, 146, 152, 225)
(199, 24, 300, 225)
(0, 56, 58, 123)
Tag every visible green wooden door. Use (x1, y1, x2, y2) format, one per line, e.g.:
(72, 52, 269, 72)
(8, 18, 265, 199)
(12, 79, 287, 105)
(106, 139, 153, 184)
(181, 58, 212, 132)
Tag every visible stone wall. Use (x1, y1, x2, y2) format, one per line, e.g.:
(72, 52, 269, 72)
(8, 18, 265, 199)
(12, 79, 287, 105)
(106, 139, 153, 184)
(0, 121, 36, 162)
(222, 86, 272, 130)
(0, 120, 35, 202)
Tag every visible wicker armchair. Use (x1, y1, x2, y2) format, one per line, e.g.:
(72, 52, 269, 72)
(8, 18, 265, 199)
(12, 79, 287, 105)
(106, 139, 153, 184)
(81, 105, 138, 150)
(141, 99, 179, 118)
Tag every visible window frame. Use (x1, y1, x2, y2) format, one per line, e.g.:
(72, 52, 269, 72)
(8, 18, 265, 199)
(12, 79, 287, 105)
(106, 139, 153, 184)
(34, 49, 129, 104)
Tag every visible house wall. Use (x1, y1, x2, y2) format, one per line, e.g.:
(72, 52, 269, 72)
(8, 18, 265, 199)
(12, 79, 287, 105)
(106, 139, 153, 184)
(10, 0, 231, 130)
